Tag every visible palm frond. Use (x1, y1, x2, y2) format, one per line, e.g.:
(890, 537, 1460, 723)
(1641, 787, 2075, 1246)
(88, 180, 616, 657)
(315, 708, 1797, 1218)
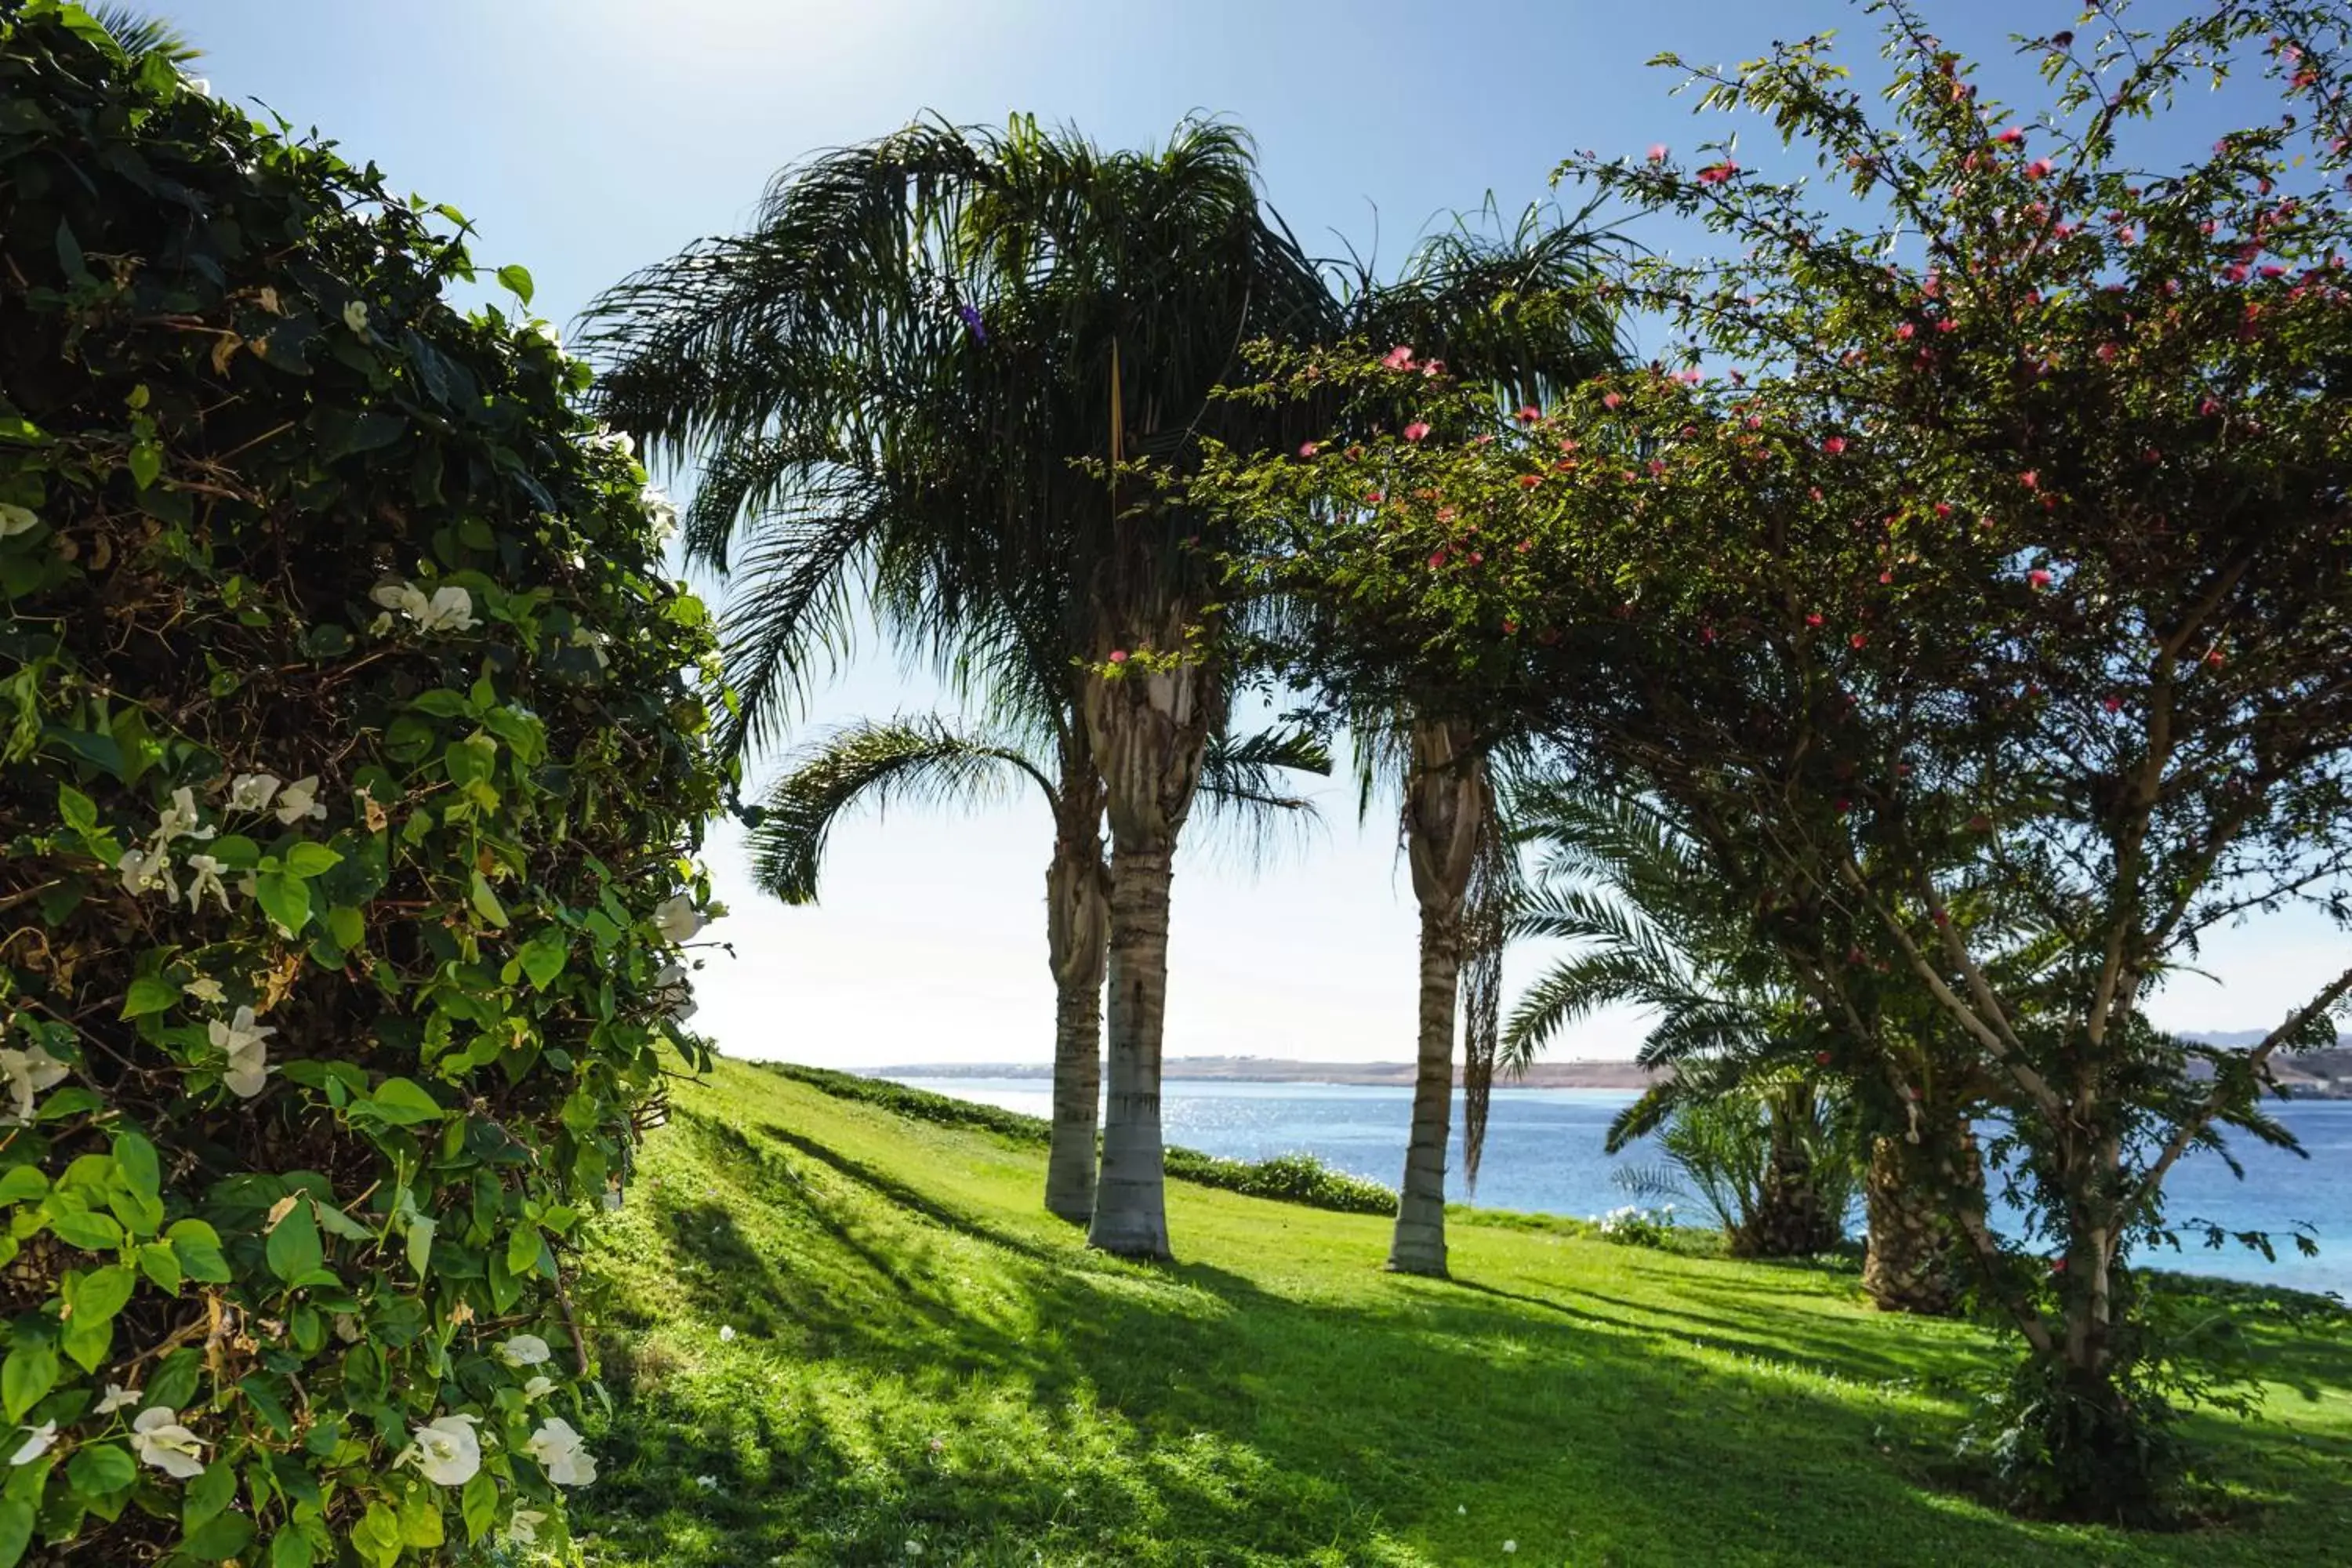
(89, 5, 201, 62)
(746, 717, 1055, 902)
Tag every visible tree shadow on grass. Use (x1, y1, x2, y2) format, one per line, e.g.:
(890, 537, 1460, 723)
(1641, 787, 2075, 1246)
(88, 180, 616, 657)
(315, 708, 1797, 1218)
(579, 1105, 2351, 1566)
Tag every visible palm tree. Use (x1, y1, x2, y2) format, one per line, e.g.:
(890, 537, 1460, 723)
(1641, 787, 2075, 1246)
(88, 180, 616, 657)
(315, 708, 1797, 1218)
(1330, 209, 1628, 1277)
(1504, 786, 1863, 1260)
(581, 114, 1341, 1258)
(746, 713, 1327, 1222)
(89, 6, 201, 62)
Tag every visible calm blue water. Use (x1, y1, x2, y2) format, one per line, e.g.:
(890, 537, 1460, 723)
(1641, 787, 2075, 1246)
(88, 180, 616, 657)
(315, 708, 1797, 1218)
(895, 1076, 2352, 1299)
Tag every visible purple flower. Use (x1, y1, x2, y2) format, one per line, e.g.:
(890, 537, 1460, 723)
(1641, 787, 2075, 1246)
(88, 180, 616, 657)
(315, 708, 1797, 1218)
(956, 304, 987, 343)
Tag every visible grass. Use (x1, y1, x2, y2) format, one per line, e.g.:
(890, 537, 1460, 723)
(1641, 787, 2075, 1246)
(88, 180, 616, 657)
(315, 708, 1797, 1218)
(567, 1057, 2352, 1566)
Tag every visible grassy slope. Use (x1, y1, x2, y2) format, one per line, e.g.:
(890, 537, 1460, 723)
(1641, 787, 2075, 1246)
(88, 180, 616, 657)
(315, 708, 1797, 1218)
(569, 1059, 2352, 1566)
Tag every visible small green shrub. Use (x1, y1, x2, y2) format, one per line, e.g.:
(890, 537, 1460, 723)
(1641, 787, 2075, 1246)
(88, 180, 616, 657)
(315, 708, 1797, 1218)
(760, 1063, 1398, 1216)
(0, 5, 724, 1559)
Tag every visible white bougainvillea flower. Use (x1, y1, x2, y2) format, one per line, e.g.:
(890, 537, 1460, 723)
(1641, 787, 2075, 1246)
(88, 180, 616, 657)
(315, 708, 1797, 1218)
(641, 485, 680, 542)
(495, 1334, 552, 1367)
(0, 503, 38, 539)
(183, 976, 225, 1006)
(0, 1044, 70, 1127)
(274, 775, 326, 824)
(227, 772, 281, 812)
(118, 845, 175, 899)
(343, 300, 369, 332)
(95, 1384, 142, 1415)
(209, 1007, 274, 1099)
(421, 584, 477, 632)
(718, 1325, 735, 1343)
(653, 895, 702, 945)
(653, 963, 697, 1022)
(155, 786, 211, 844)
(524, 1417, 597, 1486)
(399, 1414, 483, 1486)
(131, 1408, 206, 1479)
(694, 1474, 718, 1490)
(180, 853, 231, 913)
(506, 1509, 546, 1546)
(8, 1422, 56, 1466)
(522, 1374, 554, 1402)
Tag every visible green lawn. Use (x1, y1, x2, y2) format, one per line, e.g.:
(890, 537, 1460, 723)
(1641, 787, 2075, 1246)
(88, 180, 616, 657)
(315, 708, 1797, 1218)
(567, 1058, 2352, 1566)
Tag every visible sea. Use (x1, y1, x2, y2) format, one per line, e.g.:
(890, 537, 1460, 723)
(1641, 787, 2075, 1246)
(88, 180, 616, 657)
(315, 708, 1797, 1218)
(891, 1076, 2352, 1300)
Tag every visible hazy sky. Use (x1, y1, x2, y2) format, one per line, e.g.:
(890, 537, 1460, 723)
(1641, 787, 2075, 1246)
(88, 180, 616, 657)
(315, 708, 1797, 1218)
(176, 1, 2347, 1066)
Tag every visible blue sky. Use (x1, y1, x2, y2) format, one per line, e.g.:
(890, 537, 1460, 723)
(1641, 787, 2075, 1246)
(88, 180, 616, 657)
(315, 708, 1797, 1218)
(176, 0, 2347, 1065)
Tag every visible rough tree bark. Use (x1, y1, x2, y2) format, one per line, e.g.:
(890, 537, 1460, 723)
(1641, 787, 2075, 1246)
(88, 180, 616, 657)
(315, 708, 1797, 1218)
(1042, 732, 1111, 1225)
(1388, 716, 1487, 1278)
(1862, 1130, 1970, 1315)
(1083, 642, 1216, 1261)
(1735, 1107, 1842, 1258)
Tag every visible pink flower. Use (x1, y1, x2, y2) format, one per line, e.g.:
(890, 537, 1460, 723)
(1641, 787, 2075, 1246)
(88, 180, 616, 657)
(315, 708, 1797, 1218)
(1518, 473, 1541, 489)
(1108, 649, 1129, 664)
(1646, 143, 1668, 163)
(1601, 391, 1624, 411)
(2096, 343, 2118, 362)
(1696, 161, 1739, 185)
(1516, 405, 1541, 423)
(2199, 397, 2221, 416)
(2020, 470, 2039, 490)
(2027, 568, 2053, 589)
(1403, 421, 1431, 443)
(1849, 633, 1867, 649)
(1428, 550, 1448, 569)
(1822, 435, 1847, 455)
(1894, 322, 1915, 340)
(1805, 612, 1824, 628)
(1935, 318, 1958, 333)
(1381, 345, 1416, 372)
(1298, 441, 1319, 459)
(2024, 158, 2054, 180)
(1995, 126, 2026, 146)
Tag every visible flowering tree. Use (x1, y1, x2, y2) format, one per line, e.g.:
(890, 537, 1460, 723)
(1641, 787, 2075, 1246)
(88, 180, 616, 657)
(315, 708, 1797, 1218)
(0, 5, 723, 1560)
(1204, 0, 2352, 1518)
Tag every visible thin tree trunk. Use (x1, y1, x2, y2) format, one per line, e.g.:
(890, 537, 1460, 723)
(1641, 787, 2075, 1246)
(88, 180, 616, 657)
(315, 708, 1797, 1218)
(1388, 907, 1461, 1274)
(1387, 715, 1486, 1278)
(1083, 644, 1215, 1261)
(1092, 844, 1174, 1258)
(1043, 741, 1110, 1225)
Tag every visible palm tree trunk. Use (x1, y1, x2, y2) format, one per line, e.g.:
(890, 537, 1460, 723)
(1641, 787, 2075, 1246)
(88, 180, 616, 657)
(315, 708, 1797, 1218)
(1862, 1133, 1961, 1314)
(1387, 716, 1486, 1278)
(1083, 648, 1215, 1261)
(1043, 742, 1111, 1225)
(1388, 906, 1461, 1274)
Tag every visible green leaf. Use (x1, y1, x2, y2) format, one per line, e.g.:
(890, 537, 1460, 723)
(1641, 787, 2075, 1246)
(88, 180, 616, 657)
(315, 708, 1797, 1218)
(56, 785, 96, 836)
(281, 842, 341, 879)
(184, 1510, 256, 1563)
(0, 1498, 30, 1568)
(467, 870, 508, 928)
(146, 1350, 200, 1413)
(111, 1131, 160, 1207)
(263, 1202, 321, 1283)
(168, 1220, 230, 1283)
(366, 1078, 444, 1127)
(238, 1374, 294, 1439)
(253, 872, 312, 936)
(137, 1241, 183, 1295)
(121, 975, 178, 1019)
(325, 906, 365, 950)
(69, 1265, 136, 1324)
(270, 1527, 315, 1568)
(65, 1443, 135, 1499)
(459, 1469, 497, 1542)
(351, 1501, 402, 1568)
(48, 1210, 122, 1252)
(396, 1486, 444, 1548)
(0, 1168, 48, 1206)
(403, 1212, 434, 1280)
(505, 1225, 542, 1278)
(184, 1451, 237, 1528)
(0, 1342, 55, 1421)
(60, 1308, 112, 1374)
(127, 442, 162, 491)
(496, 263, 534, 307)
(517, 929, 568, 991)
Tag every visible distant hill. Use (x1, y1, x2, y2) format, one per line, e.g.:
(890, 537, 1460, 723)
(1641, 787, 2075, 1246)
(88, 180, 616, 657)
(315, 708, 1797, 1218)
(874, 1057, 1660, 1090)
(874, 1038, 2350, 1098)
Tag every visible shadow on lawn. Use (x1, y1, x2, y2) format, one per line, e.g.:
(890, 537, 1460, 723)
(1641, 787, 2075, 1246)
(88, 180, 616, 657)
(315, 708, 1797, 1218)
(581, 1107, 2347, 1566)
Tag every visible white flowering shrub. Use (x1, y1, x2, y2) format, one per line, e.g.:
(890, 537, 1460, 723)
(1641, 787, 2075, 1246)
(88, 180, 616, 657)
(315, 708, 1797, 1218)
(0, 5, 726, 1560)
(1592, 1206, 1675, 1249)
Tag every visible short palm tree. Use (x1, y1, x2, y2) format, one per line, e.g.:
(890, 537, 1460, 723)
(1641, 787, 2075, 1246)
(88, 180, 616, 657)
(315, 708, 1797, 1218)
(747, 711, 1328, 1222)
(1504, 785, 1861, 1260)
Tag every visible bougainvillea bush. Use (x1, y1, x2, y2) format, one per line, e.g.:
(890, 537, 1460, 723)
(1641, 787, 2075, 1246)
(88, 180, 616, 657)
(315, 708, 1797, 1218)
(0, 5, 724, 1560)
(1203, 0, 2352, 1521)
